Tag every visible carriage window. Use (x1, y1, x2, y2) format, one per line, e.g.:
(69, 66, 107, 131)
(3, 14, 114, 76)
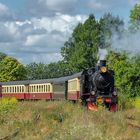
(11, 87, 13, 93)
(14, 87, 16, 93)
(41, 85, 43, 92)
(6, 87, 8, 93)
(31, 86, 33, 92)
(39, 85, 41, 92)
(46, 85, 48, 92)
(2, 87, 4, 93)
(48, 85, 50, 92)
(43, 85, 45, 92)
(28, 86, 31, 92)
(29, 86, 31, 92)
(2, 87, 5, 93)
(35, 86, 36, 92)
(22, 86, 24, 92)
(17, 86, 19, 93)
(33, 86, 35, 92)
(19, 86, 21, 93)
(38, 85, 40, 92)
(15, 87, 16, 93)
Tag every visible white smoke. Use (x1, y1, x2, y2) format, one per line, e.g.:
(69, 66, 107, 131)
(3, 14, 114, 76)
(98, 48, 108, 60)
(111, 31, 140, 55)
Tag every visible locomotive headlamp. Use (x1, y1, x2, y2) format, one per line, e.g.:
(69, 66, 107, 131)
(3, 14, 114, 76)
(91, 91, 96, 95)
(100, 66, 107, 73)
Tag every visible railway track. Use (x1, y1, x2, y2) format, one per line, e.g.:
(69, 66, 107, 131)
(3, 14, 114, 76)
(127, 116, 140, 130)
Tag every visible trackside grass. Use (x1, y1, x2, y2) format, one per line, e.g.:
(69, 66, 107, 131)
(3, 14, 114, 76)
(0, 100, 140, 140)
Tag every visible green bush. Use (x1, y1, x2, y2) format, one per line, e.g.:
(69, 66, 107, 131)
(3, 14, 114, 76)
(0, 98, 17, 114)
(118, 93, 134, 110)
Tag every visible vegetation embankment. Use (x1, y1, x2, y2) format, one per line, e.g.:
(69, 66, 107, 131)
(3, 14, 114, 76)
(0, 99, 140, 140)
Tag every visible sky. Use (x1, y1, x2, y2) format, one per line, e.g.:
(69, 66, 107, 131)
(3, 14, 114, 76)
(0, 0, 139, 64)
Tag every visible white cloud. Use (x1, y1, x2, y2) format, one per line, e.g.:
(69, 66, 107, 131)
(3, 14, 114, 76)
(31, 13, 87, 33)
(44, 0, 78, 11)
(25, 34, 45, 46)
(26, 0, 79, 17)
(0, 13, 87, 64)
(0, 3, 15, 21)
(129, 0, 140, 5)
(88, 0, 128, 15)
(0, 3, 8, 12)
(88, 0, 108, 11)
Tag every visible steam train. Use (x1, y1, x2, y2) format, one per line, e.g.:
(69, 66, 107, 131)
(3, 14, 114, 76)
(0, 60, 118, 111)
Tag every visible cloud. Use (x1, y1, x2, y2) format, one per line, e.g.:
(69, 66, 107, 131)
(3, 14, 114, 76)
(43, 0, 78, 12)
(129, 0, 140, 5)
(0, 3, 15, 21)
(31, 13, 86, 33)
(15, 52, 63, 64)
(87, 0, 129, 18)
(88, 0, 109, 11)
(0, 22, 20, 42)
(0, 3, 8, 12)
(26, 0, 79, 17)
(0, 13, 87, 64)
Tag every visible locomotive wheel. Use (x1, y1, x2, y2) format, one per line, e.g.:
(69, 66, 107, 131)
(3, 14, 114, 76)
(87, 101, 98, 111)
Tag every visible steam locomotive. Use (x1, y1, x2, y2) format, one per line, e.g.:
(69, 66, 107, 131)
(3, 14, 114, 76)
(81, 60, 118, 111)
(0, 60, 118, 111)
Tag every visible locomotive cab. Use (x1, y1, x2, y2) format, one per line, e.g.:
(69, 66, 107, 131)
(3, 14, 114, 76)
(80, 68, 95, 105)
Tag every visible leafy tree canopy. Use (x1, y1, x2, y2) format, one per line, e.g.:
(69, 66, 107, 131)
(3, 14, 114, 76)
(0, 52, 7, 61)
(107, 51, 140, 97)
(61, 14, 101, 72)
(26, 63, 47, 80)
(130, 4, 140, 21)
(129, 4, 140, 32)
(26, 61, 72, 80)
(0, 56, 27, 82)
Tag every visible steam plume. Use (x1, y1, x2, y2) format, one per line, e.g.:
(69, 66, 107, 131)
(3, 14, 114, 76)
(111, 30, 140, 55)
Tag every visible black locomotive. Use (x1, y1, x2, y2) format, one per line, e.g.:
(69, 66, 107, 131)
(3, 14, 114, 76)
(81, 60, 118, 111)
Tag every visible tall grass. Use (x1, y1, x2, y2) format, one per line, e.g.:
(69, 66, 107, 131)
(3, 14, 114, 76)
(0, 100, 139, 140)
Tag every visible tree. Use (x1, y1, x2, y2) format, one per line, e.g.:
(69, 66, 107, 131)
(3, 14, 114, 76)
(0, 52, 7, 61)
(46, 61, 72, 78)
(0, 56, 27, 82)
(26, 63, 48, 80)
(130, 4, 140, 21)
(107, 51, 140, 97)
(130, 55, 140, 96)
(61, 14, 101, 72)
(129, 4, 140, 32)
(25, 61, 72, 79)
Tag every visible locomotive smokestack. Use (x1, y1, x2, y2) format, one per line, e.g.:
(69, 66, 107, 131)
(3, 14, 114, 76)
(100, 60, 106, 67)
